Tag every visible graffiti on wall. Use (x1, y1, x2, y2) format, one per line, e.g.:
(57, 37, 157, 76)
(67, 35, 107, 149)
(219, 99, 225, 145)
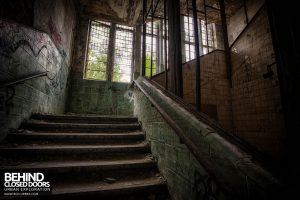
(47, 17, 67, 59)
(0, 20, 51, 60)
(48, 17, 62, 44)
(0, 38, 47, 59)
(0, 19, 68, 94)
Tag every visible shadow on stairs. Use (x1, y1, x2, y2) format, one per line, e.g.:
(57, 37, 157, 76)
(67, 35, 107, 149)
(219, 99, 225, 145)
(0, 113, 170, 200)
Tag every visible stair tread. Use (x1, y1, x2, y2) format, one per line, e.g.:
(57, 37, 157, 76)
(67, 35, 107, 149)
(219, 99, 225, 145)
(0, 114, 168, 199)
(0, 178, 167, 199)
(52, 177, 166, 195)
(33, 113, 137, 119)
(0, 142, 148, 149)
(0, 157, 155, 170)
(24, 120, 140, 126)
(9, 131, 144, 137)
(5, 132, 145, 145)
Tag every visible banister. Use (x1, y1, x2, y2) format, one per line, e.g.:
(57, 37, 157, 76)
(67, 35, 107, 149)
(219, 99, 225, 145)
(133, 76, 284, 199)
(144, 76, 269, 162)
(0, 72, 48, 88)
(0, 71, 49, 116)
(133, 78, 232, 195)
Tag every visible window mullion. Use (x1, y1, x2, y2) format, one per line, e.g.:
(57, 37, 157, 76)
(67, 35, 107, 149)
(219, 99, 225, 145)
(107, 23, 116, 82)
(84, 20, 92, 78)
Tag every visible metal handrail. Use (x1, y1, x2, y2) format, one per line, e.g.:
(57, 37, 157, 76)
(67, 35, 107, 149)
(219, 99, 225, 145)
(0, 72, 48, 88)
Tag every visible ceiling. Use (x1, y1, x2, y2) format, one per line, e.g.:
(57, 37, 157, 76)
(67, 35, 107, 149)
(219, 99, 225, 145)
(76, 0, 243, 26)
(77, 0, 142, 26)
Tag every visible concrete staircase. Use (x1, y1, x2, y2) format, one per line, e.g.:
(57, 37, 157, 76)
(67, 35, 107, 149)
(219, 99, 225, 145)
(0, 114, 169, 199)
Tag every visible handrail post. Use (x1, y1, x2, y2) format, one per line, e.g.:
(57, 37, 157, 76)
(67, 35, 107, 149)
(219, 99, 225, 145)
(192, 0, 201, 111)
(164, 0, 168, 90)
(167, 0, 183, 97)
(142, 0, 147, 76)
(150, 0, 154, 78)
(219, 0, 232, 85)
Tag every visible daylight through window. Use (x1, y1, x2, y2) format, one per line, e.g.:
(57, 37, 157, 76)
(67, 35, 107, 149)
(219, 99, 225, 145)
(85, 21, 110, 81)
(85, 20, 134, 83)
(114, 25, 134, 82)
(183, 16, 217, 62)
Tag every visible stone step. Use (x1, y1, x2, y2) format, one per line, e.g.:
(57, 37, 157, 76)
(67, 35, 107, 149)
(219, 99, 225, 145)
(0, 177, 168, 200)
(0, 143, 150, 162)
(31, 113, 139, 124)
(0, 158, 156, 171)
(0, 114, 169, 199)
(21, 120, 141, 133)
(6, 131, 145, 145)
(52, 178, 168, 200)
(0, 158, 158, 184)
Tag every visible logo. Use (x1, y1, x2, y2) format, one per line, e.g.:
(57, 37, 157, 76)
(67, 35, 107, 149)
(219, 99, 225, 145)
(2, 172, 51, 196)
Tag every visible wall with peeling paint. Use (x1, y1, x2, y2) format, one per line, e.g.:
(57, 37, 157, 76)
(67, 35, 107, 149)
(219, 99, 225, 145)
(34, 0, 76, 65)
(79, 0, 142, 26)
(0, 0, 76, 140)
(67, 72, 134, 116)
(0, 0, 76, 64)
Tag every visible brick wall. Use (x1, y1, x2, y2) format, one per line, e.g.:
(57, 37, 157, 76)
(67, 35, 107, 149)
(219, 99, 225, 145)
(134, 86, 227, 200)
(134, 78, 282, 200)
(227, 0, 265, 46)
(152, 50, 233, 131)
(230, 5, 286, 158)
(183, 51, 232, 131)
(152, 0, 286, 158)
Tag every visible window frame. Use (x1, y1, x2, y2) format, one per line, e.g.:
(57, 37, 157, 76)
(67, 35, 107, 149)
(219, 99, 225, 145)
(84, 19, 135, 83)
(182, 16, 217, 62)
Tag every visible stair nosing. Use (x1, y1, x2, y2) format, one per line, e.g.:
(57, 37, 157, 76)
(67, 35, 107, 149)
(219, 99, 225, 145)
(0, 143, 149, 149)
(8, 132, 145, 137)
(0, 114, 168, 199)
(31, 113, 138, 120)
(24, 121, 140, 126)
(52, 178, 167, 196)
(0, 158, 156, 171)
